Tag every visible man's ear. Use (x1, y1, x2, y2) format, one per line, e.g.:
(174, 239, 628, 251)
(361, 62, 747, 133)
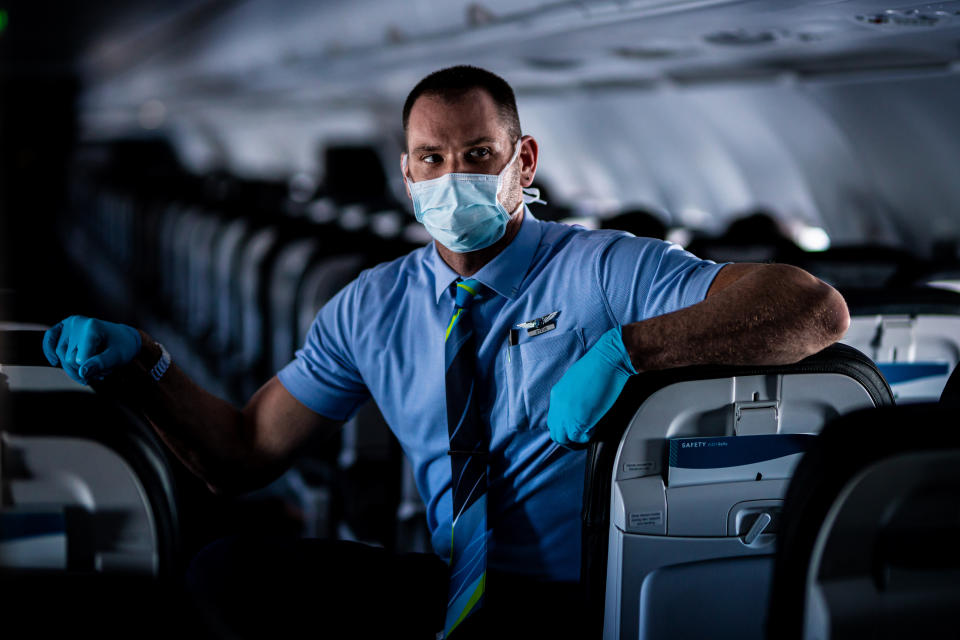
(400, 153, 412, 200)
(518, 135, 539, 188)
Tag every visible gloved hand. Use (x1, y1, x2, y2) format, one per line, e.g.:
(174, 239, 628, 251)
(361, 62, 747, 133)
(547, 326, 637, 446)
(42, 315, 142, 385)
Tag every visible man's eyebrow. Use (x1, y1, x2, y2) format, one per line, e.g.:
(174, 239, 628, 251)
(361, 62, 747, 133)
(464, 136, 497, 147)
(411, 137, 498, 154)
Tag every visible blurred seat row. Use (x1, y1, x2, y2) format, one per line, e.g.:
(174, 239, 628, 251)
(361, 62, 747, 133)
(56, 139, 960, 558)
(59, 141, 439, 556)
(3, 137, 960, 637)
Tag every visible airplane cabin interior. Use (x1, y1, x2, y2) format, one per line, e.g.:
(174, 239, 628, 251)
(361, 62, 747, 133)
(1, 1, 959, 638)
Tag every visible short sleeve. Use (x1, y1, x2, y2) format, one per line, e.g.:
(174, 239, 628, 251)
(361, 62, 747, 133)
(277, 279, 370, 421)
(598, 235, 727, 325)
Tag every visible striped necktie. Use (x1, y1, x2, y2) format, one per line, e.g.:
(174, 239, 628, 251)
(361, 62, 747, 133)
(444, 278, 491, 637)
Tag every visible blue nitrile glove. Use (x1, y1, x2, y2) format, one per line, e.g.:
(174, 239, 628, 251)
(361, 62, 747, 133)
(42, 315, 142, 385)
(547, 326, 637, 446)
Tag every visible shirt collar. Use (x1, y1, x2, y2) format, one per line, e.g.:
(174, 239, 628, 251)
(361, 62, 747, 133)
(429, 206, 543, 303)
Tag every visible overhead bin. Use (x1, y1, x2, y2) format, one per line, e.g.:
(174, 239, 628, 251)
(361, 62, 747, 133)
(580, 343, 893, 640)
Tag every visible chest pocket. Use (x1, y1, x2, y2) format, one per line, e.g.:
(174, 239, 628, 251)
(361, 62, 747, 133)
(503, 328, 587, 431)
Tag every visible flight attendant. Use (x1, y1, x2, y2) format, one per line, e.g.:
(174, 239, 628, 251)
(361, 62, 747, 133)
(43, 65, 849, 638)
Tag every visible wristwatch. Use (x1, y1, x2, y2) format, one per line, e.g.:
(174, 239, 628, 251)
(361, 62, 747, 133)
(150, 342, 171, 382)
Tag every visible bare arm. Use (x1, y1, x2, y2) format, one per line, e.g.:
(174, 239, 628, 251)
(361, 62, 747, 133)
(621, 263, 850, 372)
(97, 332, 340, 496)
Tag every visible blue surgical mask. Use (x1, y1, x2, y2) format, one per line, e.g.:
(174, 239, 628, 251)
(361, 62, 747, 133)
(404, 141, 543, 253)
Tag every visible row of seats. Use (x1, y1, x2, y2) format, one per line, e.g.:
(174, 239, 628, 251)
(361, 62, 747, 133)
(0, 325, 198, 637)
(840, 287, 960, 402)
(59, 138, 573, 554)
(581, 342, 960, 639)
(63, 162, 960, 562)
(61, 163, 434, 554)
(7, 326, 957, 638)
(685, 212, 960, 291)
(52, 144, 960, 640)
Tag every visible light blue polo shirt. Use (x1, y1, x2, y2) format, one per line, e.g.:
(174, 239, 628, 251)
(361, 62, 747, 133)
(278, 209, 724, 582)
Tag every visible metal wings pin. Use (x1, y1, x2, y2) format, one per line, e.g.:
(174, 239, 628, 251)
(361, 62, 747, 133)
(516, 311, 560, 337)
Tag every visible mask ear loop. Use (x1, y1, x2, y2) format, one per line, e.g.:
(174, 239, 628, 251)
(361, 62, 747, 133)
(401, 153, 422, 219)
(400, 153, 411, 187)
(522, 187, 547, 206)
(496, 139, 526, 203)
(499, 140, 547, 206)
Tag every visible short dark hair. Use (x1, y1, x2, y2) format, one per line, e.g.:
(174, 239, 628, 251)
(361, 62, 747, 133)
(402, 65, 521, 147)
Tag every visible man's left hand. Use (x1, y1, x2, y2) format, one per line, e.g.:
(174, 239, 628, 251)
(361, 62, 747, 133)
(547, 326, 637, 446)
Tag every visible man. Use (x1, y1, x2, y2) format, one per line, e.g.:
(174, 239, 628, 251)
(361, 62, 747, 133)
(43, 65, 849, 638)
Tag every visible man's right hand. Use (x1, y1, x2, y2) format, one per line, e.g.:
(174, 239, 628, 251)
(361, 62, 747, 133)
(42, 315, 142, 385)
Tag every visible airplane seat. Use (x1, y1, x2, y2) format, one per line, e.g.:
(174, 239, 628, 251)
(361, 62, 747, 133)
(765, 402, 960, 640)
(170, 207, 205, 331)
(293, 253, 404, 548)
(235, 213, 346, 399)
(395, 455, 431, 554)
(234, 223, 284, 399)
(581, 343, 893, 640)
(207, 217, 251, 362)
(839, 287, 960, 402)
(99, 191, 135, 269)
(294, 253, 369, 351)
(268, 236, 324, 376)
(940, 360, 960, 405)
(131, 200, 168, 307)
(0, 327, 181, 579)
(896, 261, 960, 294)
(684, 211, 803, 264)
(334, 399, 403, 549)
(600, 208, 668, 240)
(182, 209, 222, 340)
(322, 143, 395, 213)
(788, 245, 920, 290)
(157, 203, 192, 320)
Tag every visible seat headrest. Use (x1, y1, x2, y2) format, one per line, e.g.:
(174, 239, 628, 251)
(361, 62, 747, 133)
(940, 364, 960, 405)
(766, 402, 960, 640)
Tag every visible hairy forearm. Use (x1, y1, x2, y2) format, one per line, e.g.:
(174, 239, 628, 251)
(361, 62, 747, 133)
(622, 264, 850, 372)
(92, 331, 272, 495)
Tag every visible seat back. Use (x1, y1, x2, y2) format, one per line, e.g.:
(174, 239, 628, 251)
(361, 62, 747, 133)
(767, 403, 960, 640)
(268, 237, 324, 375)
(236, 225, 282, 396)
(940, 360, 960, 405)
(0, 328, 180, 578)
(789, 245, 920, 290)
(209, 217, 250, 357)
(295, 254, 368, 346)
(582, 344, 893, 640)
(185, 209, 222, 340)
(840, 287, 960, 402)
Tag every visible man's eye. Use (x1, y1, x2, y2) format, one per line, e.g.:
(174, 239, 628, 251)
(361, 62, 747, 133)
(467, 148, 491, 160)
(422, 154, 442, 164)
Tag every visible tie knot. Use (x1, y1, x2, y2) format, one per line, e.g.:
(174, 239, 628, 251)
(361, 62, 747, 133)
(454, 278, 487, 309)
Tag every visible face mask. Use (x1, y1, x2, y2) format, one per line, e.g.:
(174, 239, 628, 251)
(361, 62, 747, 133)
(404, 141, 542, 253)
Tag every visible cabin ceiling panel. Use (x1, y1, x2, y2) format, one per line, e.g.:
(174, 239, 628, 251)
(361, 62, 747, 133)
(77, 0, 960, 112)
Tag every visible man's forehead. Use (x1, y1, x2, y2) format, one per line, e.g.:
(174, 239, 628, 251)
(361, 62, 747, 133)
(406, 89, 509, 148)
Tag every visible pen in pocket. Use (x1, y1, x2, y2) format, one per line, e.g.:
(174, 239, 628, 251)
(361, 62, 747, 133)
(506, 328, 518, 361)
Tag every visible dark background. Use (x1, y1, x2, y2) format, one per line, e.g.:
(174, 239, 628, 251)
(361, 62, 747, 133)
(1, 2, 86, 324)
